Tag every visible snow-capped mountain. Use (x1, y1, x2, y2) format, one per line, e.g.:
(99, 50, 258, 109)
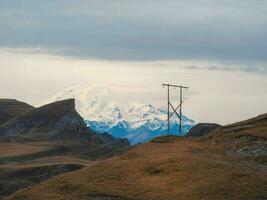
(42, 85, 195, 144)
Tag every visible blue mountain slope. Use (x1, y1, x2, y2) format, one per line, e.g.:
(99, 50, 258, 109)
(85, 116, 193, 144)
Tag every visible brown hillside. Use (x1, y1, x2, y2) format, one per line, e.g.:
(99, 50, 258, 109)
(8, 113, 267, 200)
(0, 99, 131, 199)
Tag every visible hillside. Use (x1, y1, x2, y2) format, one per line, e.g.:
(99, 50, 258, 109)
(0, 99, 99, 142)
(0, 99, 34, 125)
(8, 113, 267, 200)
(0, 99, 130, 199)
(187, 123, 221, 137)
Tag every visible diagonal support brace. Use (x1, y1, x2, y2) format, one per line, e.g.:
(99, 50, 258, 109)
(168, 101, 182, 120)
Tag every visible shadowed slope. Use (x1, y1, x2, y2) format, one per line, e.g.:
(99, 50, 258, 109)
(8, 113, 267, 200)
(0, 99, 34, 125)
(98, 132, 130, 146)
(0, 99, 99, 142)
(187, 123, 221, 137)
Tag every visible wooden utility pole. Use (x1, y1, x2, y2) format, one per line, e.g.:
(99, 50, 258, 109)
(162, 83, 188, 135)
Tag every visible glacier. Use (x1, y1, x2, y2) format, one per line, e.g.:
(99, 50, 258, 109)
(42, 85, 195, 144)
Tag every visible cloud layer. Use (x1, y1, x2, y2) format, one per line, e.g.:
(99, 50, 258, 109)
(1, 0, 267, 67)
(1, 49, 267, 124)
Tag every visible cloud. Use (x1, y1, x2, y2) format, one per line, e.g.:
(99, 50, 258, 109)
(0, 0, 267, 73)
(1, 49, 267, 124)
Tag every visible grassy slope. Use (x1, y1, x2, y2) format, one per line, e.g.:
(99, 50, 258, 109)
(8, 134, 267, 199)
(0, 99, 131, 199)
(0, 142, 47, 157)
(0, 140, 130, 199)
(6, 114, 267, 200)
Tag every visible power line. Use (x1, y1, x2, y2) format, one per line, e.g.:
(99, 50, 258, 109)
(162, 83, 189, 135)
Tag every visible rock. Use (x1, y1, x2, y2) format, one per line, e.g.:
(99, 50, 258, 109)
(0, 99, 99, 142)
(187, 123, 221, 137)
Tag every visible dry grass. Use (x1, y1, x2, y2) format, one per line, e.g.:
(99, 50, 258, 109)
(4, 113, 267, 200)
(0, 139, 129, 199)
(0, 142, 48, 157)
(8, 136, 267, 200)
(1, 156, 95, 169)
(0, 141, 91, 199)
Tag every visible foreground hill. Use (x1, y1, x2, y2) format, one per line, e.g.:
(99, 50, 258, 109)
(0, 99, 34, 125)
(8, 113, 267, 200)
(0, 99, 130, 199)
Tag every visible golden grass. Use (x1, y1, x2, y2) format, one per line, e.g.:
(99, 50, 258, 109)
(4, 114, 267, 200)
(1, 156, 96, 169)
(8, 137, 267, 200)
(0, 142, 48, 157)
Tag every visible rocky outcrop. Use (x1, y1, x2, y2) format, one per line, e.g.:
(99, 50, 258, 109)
(0, 99, 34, 125)
(187, 123, 221, 137)
(0, 99, 99, 142)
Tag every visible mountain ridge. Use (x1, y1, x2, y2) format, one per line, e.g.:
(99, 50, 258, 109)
(0, 99, 93, 141)
(42, 85, 195, 144)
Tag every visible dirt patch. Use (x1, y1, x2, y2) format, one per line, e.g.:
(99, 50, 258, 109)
(86, 193, 140, 200)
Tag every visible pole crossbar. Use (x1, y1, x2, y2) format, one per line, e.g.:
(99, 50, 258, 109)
(162, 83, 188, 135)
(162, 83, 188, 89)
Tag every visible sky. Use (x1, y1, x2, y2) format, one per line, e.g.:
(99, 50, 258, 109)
(0, 0, 267, 124)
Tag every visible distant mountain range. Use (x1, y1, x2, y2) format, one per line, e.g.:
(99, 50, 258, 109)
(43, 86, 195, 144)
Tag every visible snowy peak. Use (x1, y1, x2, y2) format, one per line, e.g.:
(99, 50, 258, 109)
(42, 85, 195, 144)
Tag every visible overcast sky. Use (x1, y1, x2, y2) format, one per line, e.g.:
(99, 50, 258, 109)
(0, 0, 267, 124)
(1, 1, 267, 64)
